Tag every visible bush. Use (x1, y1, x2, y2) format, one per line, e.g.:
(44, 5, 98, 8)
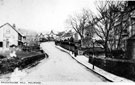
(22, 45, 40, 52)
(110, 50, 125, 59)
(19, 54, 45, 69)
(0, 55, 6, 59)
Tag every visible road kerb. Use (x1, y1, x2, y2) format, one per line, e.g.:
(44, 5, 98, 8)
(55, 45, 134, 82)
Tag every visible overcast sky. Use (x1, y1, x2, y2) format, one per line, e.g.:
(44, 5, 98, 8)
(0, 0, 98, 33)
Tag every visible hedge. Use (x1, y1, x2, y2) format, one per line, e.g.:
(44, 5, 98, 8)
(0, 53, 47, 75)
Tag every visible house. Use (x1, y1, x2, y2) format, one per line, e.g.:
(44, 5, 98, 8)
(48, 30, 56, 40)
(49, 30, 55, 38)
(38, 33, 45, 42)
(55, 31, 65, 41)
(0, 23, 25, 50)
(72, 25, 96, 47)
(61, 30, 73, 40)
(44, 30, 57, 40)
(73, 32, 81, 41)
(17, 28, 39, 46)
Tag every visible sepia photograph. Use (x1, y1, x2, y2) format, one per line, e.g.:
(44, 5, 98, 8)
(0, 0, 135, 85)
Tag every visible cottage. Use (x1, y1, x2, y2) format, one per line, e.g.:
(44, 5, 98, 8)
(48, 30, 56, 40)
(0, 23, 24, 50)
(55, 31, 65, 41)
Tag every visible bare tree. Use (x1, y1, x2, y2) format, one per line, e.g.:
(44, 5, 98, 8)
(66, 9, 95, 47)
(94, 1, 134, 58)
(94, 1, 123, 57)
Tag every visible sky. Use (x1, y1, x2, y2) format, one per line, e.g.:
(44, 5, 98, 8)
(0, 0, 98, 33)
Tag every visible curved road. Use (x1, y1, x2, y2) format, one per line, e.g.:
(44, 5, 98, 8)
(22, 42, 108, 82)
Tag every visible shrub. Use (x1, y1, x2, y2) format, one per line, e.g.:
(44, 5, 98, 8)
(0, 55, 6, 59)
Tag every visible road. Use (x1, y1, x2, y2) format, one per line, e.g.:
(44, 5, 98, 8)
(22, 42, 108, 82)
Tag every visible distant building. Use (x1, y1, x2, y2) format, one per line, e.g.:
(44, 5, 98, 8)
(45, 30, 56, 40)
(18, 28, 39, 46)
(0, 23, 25, 50)
(59, 30, 74, 40)
(73, 32, 81, 41)
(38, 33, 45, 42)
(49, 30, 56, 40)
(49, 30, 55, 38)
(55, 31, 65, 41)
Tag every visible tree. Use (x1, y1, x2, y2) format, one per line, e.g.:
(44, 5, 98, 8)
(93, 1, 123, 57)
(66, 9, 95, 47)
(94, 1, 134, 58)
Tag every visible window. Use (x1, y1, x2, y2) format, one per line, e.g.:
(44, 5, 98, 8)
(6, 28, 10, 34)
(0, 42, 3, 47)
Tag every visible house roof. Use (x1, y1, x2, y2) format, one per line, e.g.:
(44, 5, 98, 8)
(56, 31, 65, 36)
(49, 30, 56, 35)
(0, 23, 23, 36)
(62, 32, 73, 38)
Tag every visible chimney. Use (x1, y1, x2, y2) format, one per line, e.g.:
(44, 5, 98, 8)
(13, 24, 16, 28)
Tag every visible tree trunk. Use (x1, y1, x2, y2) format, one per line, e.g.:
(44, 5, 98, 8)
(80, 36, 84, 47)
(104, 41, 108, 58)
(117, 13, 123, 50)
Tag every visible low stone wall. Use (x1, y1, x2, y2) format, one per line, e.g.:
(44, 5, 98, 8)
(55, 41, 135, 81)
(55, 41, 104, 56)
(55, 41, 77, 53)
(0, 53, 47, 74)
(89, 56, 135, 81)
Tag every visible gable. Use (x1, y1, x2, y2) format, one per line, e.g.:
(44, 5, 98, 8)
(0, 23, 22, 36)
(2, 24, 18, 38)
(2, 24, 17, 34)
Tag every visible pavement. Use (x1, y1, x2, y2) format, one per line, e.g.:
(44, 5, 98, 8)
(56, 45, 134, 82)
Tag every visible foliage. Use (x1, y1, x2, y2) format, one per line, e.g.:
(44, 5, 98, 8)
(22, 44, 40, 52)
(0, 53, 46, 74)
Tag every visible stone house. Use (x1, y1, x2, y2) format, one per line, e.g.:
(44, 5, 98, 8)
(0, 23, 25, 50)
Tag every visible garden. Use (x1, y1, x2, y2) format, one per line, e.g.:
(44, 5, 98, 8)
(0, 44, 48, 75)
